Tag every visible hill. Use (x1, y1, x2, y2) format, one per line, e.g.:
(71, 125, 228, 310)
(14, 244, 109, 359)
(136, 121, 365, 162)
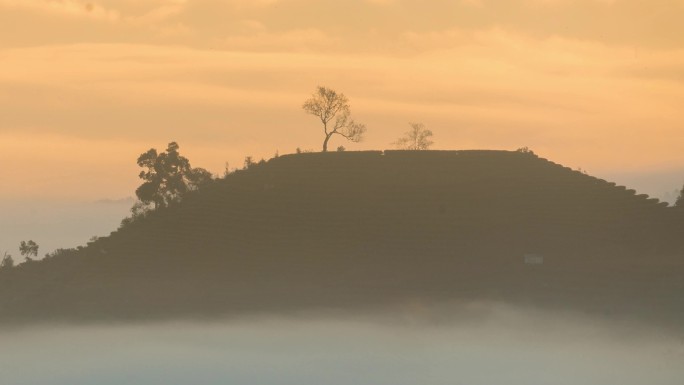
(1, 150, 683, 325)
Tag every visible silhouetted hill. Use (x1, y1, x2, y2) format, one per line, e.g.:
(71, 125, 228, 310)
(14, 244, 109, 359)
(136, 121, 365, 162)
(1, 150, 683, 325)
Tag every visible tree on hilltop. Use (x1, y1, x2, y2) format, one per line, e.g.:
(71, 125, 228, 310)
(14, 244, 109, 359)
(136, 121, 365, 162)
(19, 240, 39, 262)
(302, 86, 366, 152)
(394, 122, 434, 150)
(136, 142, 213, 209)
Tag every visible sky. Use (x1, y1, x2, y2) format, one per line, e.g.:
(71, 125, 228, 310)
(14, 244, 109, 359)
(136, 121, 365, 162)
(2, 0, 684, 253)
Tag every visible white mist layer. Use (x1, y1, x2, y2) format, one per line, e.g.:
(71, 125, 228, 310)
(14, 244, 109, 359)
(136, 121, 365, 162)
(1, 303, 683, 385)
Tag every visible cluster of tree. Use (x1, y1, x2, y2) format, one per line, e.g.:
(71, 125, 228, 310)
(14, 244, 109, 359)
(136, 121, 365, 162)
(44, 248, 78, 260)
(136, 142, 214, 209)
(122, 87, 602, 229)
(243, 156, 269, 170)
(1, 240, 42, 270)
(129, 141, 289, 227)
(20, 240, 39, 262)
(303, 86, 435, 152)
(123, 86, 436, 225)
(117, 142, 216, 229)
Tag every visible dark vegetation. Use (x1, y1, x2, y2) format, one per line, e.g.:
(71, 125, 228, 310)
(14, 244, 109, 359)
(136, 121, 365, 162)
(0, 252, 13, 270)
(135, 141, 213, 209)
(1, 150, 683, 326)
(19, 241, 38, 262)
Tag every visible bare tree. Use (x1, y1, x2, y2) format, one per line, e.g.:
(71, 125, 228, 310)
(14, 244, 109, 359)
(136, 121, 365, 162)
(302, 86, 366, 152)
(394, 122, 434, 150)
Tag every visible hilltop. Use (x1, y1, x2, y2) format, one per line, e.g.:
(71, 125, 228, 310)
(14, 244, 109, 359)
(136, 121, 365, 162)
(1, 150, 683, 325)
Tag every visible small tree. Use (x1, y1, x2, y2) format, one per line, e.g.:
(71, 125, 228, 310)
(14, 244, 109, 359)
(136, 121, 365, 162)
(394, 122, 434, 150)
(302, 86, 366, 152)
(243, 156, 254, 169)
(19, 240, 39, 261)
(223, 162, 231, 177)
(516, 146, 535, 155)
(1, 252, 14, 269)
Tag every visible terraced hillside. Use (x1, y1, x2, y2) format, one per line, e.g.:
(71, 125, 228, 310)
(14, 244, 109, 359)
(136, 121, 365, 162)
(1, 150, 683, 324)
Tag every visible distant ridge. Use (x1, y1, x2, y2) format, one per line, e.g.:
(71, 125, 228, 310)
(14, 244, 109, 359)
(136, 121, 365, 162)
(1, 150, 683, 325)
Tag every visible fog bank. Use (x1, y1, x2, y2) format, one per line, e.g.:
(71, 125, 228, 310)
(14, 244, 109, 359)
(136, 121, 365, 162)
(1, 303, 683, 385)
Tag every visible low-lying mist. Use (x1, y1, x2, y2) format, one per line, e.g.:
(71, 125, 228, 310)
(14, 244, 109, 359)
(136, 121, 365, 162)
(1, 302, 683, 385)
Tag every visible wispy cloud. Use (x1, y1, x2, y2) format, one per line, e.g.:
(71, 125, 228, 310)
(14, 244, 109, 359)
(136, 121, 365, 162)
(0, 0, 121, 21)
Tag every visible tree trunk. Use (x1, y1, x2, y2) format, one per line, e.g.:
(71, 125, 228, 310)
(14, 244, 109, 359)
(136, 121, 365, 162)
(322, 133, 332, 152)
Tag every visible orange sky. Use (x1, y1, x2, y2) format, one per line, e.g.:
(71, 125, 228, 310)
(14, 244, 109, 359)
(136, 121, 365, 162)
(2, 0, 684, 201)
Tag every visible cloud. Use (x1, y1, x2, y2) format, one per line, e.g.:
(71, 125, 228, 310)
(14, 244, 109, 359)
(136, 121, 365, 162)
(126, 1, 188, 24)
(365, 0, 396, 4)
(219, 28, 337, 52)
(2, 0, 684, 51)
(0, 0, 121, 21)
(525, 0, 618, 5)
(459, 0, 484, 7)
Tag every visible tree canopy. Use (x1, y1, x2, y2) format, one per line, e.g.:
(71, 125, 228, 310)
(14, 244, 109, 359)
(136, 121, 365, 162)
(136, 142, 213, 209)
(19, 240, 39, 261)
(303, 86, 366, 152)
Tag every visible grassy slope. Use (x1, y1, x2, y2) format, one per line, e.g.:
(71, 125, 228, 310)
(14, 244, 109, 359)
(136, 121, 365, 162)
(1, 150, 683, 324)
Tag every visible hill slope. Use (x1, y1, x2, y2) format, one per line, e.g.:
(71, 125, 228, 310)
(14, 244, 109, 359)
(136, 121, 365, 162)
(1, 150, 683, 324)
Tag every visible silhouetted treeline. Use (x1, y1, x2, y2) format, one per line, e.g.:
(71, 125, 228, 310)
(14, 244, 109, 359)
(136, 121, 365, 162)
(1, 150, 683, 326)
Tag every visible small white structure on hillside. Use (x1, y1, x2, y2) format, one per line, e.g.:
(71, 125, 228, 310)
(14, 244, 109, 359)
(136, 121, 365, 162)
(524, 253, 544, 265)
